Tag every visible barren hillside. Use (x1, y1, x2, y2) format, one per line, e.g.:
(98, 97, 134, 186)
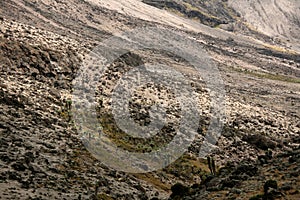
(0, 0, 299, 200)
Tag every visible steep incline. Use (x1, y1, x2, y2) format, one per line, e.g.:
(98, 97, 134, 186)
(0, 0, 299, 199)
(228, 0, 300, 43)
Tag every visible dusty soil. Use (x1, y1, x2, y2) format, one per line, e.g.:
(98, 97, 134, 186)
(0, 0, 299, 199)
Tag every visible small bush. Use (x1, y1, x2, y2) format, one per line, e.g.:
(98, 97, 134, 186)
(264, 180, 277, 195)
(170, 183, 189, 198)
(242, 134, 276, 150)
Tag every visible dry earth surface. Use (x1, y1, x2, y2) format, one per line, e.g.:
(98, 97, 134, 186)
(0, 0, 299, 200)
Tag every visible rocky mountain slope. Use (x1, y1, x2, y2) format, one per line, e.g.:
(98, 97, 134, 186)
(0, 0, 299, 199)
(142, 0, 300, 51)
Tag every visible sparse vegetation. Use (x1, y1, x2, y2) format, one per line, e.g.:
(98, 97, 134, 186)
(207, 156, 217, 175)
(231, 67, 300, 84)
(170, 182, 190, 199)
(249, 180, 278, 200)
(96, 193, 114, 200)
(1, 0, 299, 199)
(264, 180, 278, 195)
